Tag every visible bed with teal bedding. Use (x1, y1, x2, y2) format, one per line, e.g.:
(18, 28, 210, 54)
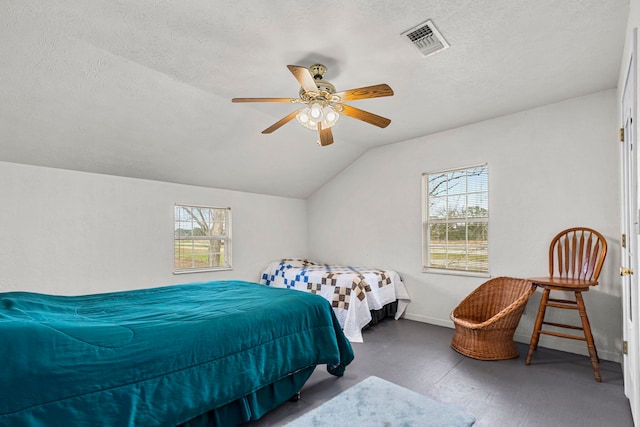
(0, 280, 354, 427)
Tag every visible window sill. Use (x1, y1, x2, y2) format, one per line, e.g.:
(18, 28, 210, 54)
(173, 267, 232, 275)
(422, 268, 490, 278)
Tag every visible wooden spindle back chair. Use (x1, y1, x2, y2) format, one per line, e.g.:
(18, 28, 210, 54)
(525, 227, 607, 381)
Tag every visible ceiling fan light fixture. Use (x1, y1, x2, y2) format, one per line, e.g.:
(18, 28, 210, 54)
(297, 108, 310, 124)
(308, 102, 324, 120)
(322, 106, 339, 128)
(296, 106, 320, 130)
(297, 102, 339, 130)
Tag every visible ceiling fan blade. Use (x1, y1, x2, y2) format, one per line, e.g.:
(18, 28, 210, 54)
(287, 65, 318, 93)
(333, 84, 394, 102)
(317, 124, 334, 146)
(261, 110, 298, 134)
(338, 104, 391, 128)
(232, 97, 297, 103)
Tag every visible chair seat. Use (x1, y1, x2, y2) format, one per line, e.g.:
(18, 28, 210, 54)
(528, 276, 597, 290)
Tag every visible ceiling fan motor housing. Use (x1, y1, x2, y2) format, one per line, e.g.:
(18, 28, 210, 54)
(309, 64, 327, 80)
(299, 81, 336, 101)
(299, 64, 336, 100)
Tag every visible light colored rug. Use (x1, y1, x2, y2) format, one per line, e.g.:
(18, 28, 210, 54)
(285, 376, 475, 427)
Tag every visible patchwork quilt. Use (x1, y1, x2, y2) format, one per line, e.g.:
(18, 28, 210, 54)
(260, 259, 411, 342)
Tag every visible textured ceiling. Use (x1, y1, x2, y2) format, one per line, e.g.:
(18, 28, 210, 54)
(0, 0, 630, 198)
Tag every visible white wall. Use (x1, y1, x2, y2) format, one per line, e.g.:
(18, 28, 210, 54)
(0, 161, 307, 295)
(308, 89, 622, 361)
(0, 91, 622, 361)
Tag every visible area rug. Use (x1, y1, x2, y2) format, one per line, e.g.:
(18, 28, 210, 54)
(285, 376, 475, 427)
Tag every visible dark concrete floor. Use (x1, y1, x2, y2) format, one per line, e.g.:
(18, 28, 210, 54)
(245, 318, 634, 427)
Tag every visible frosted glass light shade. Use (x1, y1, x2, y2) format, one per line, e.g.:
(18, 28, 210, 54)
(296, 103, 339, 130)
(322, 106, 339, 128)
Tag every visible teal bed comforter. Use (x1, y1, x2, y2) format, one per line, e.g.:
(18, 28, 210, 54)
(0, 281, 354, 426)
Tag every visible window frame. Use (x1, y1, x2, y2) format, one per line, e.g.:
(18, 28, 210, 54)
(173, 204, 232, 274)
(422, 164, 489, 277)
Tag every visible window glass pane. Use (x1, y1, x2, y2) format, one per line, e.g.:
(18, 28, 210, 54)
(211, 209, 227, 237)
(175, 207, 192, 237)
(447, 194, 466, 218)
(468, 222, 488, 272)
(428, 196, 448, 220)
(468, 167, 488, 193)
(467, 193, 488, 218)
(194, 239, 211, 267)
(467, 221, 488, 242)
(175, 239, 196, 269)
(447, 222, 466, 244)
(428, 223, 447, 268)
(208, 240, 225, 267)
(428, 173, 448, 196)
(447, 171, 467, 195)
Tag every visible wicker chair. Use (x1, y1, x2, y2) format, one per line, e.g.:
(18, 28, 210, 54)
(451, 277, 535, 360)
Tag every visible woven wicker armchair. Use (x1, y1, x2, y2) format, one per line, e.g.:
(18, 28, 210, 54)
(451, 277, 535, 360)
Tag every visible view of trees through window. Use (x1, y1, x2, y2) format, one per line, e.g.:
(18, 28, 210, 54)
(423, 165, 488, 273)
(174, 205, 231, 272)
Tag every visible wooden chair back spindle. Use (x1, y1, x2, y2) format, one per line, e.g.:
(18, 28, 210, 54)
(548, 227, 607, 281)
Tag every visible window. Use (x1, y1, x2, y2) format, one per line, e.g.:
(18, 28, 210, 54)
(422, 164, 488, 274)
(174, 204, 231, 273)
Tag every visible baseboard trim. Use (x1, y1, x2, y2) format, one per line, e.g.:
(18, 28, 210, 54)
(402, 313, 453, 328)
(513, 331, 622, 363)
(402, 313, 621, 363)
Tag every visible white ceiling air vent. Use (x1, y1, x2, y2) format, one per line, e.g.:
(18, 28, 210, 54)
(401, 19, 449, 57)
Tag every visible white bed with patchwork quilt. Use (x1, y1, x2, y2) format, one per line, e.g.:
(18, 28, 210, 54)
(260, 259, 411, 342)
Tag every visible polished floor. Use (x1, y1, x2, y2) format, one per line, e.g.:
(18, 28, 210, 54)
(245, 319, 634, 427)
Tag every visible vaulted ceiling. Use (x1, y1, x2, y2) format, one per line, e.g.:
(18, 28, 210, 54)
(0, 1, 629, 198)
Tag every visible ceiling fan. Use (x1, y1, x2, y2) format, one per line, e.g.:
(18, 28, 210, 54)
(232, 64, 394, 146)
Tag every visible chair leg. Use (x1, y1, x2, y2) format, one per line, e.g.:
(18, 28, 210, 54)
(575, 291, 602, 382)
(526, 287, 549, 365)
